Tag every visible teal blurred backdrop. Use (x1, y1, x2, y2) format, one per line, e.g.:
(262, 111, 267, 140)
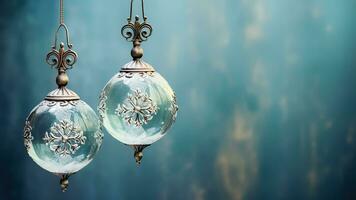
(1, 0, 356, 199)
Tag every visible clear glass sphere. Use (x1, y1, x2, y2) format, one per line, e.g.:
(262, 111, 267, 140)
(99, 71, 178, 145)
(24, 100, 103, 174)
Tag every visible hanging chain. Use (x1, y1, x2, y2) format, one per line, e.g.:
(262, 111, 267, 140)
(60, 0, 64, 24)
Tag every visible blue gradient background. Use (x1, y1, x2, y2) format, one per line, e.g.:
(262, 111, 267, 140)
(1, 0, 356, 199)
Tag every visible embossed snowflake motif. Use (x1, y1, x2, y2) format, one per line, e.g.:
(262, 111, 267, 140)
(94, 130, 104, 144)
(116, 89, 158, 127)
(43, 120, 86, 156)
(169, 93, 178, 121)
(98, 90, 107, 122)
(24, 120, 34, 151)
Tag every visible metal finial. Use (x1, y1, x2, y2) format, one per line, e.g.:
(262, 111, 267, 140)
(121, 0, 152, 60)
(44, 0, 79, 101)
(132, 145, 149, 165)
(60, 174, 70, 192)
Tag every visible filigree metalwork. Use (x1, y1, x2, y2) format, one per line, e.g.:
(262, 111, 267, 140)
(121, 16, 152, 42)
(46, 41, 77, 70)
(42, 100, 78, 107)
(116, 89, 158, 127)
(122, 0, 151, 42)
(169, 92, 178, 121)
(118, 71, 154, 79)
(43, 120, 86, 156)
(46, 19, 77, 70)
(94, 130, 104, 144)
(98, 91, 107, 122)
(98, 91, 107, 144)
(24, 120, 34, 151)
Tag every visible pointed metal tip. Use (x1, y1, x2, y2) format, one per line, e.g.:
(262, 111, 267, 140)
(132, 145, 150, 165)
(60, 174, 70, 192)
(134, 151, 143, 166)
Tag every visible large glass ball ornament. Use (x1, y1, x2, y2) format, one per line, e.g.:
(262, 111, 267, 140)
(99, 61, 178, 164)
(24, 41, 103, 191)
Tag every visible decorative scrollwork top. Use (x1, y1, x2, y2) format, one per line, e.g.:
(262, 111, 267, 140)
(121, 16, 152, 43)
(46, 42, 77, 70)
(122, 0, 152, 60)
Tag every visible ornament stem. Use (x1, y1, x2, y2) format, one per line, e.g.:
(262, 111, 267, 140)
(131, 38, 144, 60)
(56, 43, 69, 88)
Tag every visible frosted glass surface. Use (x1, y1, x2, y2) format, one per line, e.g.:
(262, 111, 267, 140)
(25, 100, 103, 174)
(100, 72, 177, 145)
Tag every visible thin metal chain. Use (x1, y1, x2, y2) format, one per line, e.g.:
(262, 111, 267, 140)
(60, 0, 64, 24)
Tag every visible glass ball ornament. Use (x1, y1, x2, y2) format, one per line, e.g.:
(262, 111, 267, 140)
(25, 0, 103, 190)
(99, 60, 178, 164)
(24, 88, 103, 191)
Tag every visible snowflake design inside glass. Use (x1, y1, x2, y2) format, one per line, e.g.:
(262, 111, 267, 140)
(116, 89, 158, 127)
(43, 120, 86, 156)
(24, 120, 34, 151)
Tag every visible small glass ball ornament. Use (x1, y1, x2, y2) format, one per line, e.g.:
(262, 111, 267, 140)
(99, 15, 178, 164)
(24, 40, 103, 191)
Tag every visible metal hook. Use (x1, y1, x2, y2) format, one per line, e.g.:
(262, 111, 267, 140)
(53, 23, 72, 49)
(51, 0, 72, 49)
(128, 0, 146, 22)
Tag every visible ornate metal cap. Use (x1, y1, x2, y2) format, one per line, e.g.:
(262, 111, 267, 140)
(120, 60, 155, 72)
(45, 87, 80, 101)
